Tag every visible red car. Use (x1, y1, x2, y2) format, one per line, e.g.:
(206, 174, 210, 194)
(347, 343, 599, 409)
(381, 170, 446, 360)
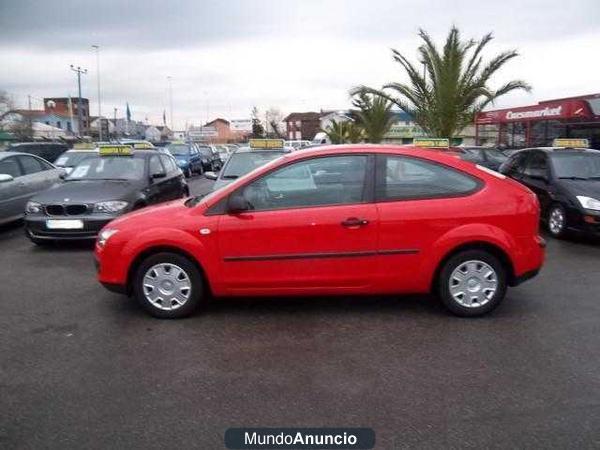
(95, 145, 545, 318)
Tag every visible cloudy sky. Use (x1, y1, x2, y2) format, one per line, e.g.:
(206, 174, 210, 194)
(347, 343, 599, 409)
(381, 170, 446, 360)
(0, 0, 598, 129)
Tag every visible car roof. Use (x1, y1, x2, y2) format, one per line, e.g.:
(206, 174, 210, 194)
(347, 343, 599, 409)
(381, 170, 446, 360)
(517, 147, 600, 154)
(0, 151, 48, 159)
(8, 142, 67, 147)
(233, 146, 289, 154)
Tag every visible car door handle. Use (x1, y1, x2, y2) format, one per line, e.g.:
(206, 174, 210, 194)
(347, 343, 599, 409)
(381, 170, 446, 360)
(341, 217, 369, 227)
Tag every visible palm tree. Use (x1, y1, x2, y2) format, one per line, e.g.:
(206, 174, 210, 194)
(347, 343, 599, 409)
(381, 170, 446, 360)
(351, 27, 531, 139)
(322, 119, 362, 144)
(352, 92, 394, 143)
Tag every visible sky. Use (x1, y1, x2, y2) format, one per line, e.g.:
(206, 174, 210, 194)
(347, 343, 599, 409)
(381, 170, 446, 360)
(0, 0, 598, 130)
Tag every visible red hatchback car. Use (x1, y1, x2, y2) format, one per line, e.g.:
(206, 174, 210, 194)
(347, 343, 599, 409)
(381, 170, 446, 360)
(95, 145, 545, 318)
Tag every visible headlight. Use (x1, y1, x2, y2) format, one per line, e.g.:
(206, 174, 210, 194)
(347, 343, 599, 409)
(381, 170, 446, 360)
(94, 201, 129, 213)
(26, 201, 42, 214)
(576, 196, 600, 211)
(97, 228, 118, 248)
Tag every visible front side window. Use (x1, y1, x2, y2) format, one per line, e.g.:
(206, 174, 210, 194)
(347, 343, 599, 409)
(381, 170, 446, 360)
(149, 155, 165, 176)
(239, 155, 368, 211)
(376, 155, 479, 201)
(523, 152, 548, 177)
(19, 155, 45, 175)
(160, 154, 177, 173)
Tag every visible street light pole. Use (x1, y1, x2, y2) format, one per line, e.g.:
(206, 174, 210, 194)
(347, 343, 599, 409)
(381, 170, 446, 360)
(70, 65, 87, 138)
(167, 76, 173, 130)
(92, 45, 102, 141)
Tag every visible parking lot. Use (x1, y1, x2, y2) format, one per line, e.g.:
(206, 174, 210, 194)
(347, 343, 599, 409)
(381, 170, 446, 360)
(0, 174, 599, 449)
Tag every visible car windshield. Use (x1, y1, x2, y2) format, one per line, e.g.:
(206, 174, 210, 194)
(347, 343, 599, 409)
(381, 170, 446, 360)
(484, 149, 508, 163)
(551, 152, 600, 179)
(66, 156, 146, 181)
(221, 151, 283, 179)
(167, 145, 190, 156)
(54, 152, 96, 167)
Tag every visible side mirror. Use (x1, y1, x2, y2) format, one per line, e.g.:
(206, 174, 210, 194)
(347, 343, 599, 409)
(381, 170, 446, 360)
(151, 172, 166, 180)
(204, 171, 218, 180)
(58, 169, 67, 179)
(0, 174, 14, 183)
(227, 194, 250, 213)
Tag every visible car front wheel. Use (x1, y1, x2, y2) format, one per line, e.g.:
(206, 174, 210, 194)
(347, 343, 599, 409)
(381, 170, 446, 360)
(438, 250, 507, 317)
(133, 252, 205, 318)
(548, 204, 567, 238)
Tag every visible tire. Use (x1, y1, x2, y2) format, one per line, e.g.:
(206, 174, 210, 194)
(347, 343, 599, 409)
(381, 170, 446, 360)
(547, 203, 567, 238)
(437, 250, 507, 317)
(133, 252, 205, 319)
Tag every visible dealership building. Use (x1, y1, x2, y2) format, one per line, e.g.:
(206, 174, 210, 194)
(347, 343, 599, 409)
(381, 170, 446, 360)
(475, 93, 600, 148)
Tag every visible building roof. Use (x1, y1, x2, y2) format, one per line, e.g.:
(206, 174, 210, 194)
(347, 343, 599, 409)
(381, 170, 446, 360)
(205, 118, 230, 126)
(284, 112, 321, 122)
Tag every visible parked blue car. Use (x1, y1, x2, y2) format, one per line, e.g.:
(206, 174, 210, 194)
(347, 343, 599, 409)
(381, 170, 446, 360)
(164, 142, 204, 178)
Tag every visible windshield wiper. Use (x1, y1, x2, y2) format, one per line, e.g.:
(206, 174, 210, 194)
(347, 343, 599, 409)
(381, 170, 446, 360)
(222, 175, 239, 179)
(559, 176, 589, 180)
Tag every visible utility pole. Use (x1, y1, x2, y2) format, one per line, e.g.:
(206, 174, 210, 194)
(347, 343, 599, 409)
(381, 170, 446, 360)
(92, 45, 102, 141)
(28, 95, 32, 110)
(167, 76, 173, 130)
(113, 107, 117, 140)
(70, 65, 87, 137)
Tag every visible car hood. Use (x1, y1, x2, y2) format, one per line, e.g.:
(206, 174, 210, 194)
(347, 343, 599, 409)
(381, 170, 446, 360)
(32, 180, 142, 204)
(557, 179, 600, 199)
(108, 198, 190, 228)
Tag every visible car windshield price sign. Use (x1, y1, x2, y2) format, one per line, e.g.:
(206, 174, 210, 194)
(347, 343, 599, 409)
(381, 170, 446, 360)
(413, 138, 450, 148)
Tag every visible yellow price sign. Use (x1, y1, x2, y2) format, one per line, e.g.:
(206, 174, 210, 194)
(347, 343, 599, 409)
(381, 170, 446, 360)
(249, 139, 284, 149)
(413, 138, 450, 148)
(73, 143, 96, 150)
(552, 138, 589, 148)
(133, 142, 154, 149)
(99, 145, 133, 156)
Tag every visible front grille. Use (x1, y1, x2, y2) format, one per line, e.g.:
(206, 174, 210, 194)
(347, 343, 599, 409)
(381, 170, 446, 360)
(45, 204, 89, 216)
(45, 205, 65, 215)
(65, 204, 88, 215)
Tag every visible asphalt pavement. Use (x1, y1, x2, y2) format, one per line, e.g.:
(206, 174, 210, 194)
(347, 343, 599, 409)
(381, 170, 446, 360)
(1, 174, 599, 449)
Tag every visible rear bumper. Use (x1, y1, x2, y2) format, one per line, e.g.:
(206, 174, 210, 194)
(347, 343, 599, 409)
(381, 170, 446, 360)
(511, 268, 540, 286)
(25, 215, 116, 240)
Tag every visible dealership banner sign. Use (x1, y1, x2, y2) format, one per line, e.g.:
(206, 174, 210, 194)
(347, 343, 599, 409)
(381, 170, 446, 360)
(475, 99, 594, 124)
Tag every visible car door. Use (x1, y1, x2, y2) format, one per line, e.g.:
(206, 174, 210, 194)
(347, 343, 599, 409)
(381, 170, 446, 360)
(374, 154, 483, 292)
(146, 154, 168, 204)
(16, 155, 52, 200)
(159, 154, 184, 200)
(0, 156, 26, 222)
(520, 151, 552, 213)
(216, 154, 378, 294)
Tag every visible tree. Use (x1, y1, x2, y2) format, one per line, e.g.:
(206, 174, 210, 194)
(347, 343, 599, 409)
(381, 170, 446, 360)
(322, 119, 362, 144)
(351, 27, 530, 139)
(251, 106, 265, 138)
(0, 90, 13, 115)
(352, 92, 394, 143)
(265, 107, 285, 138)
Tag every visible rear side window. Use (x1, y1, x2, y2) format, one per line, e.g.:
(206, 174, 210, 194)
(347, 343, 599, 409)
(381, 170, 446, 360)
(502, 152, 529, 177)
(376, 155, 479, 201)
(0, 157, 23, 178)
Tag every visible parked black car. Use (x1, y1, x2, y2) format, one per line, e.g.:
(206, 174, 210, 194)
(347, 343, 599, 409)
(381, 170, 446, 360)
(499, 147, 600, 237)
(5, 142, 69, 163)
(24, 147, 188, 244)
(457, 146, 508, 171)
(196, 144, 222, 172)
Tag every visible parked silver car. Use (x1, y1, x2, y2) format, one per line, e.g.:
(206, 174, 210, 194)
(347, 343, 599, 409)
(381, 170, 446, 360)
(0, 152, 64, 225)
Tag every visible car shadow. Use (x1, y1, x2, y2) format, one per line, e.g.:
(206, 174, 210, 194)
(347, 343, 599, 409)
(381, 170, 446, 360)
(0, 219, 25, 241)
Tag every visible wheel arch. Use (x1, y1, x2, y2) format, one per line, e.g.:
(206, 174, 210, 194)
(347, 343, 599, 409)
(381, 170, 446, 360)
(126, 245, 212, 296)
(430, 241, 517, 292)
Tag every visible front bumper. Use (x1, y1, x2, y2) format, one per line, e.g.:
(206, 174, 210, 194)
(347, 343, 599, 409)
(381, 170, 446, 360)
(567, 209, 600, 235)
(25, 214, 118, 240)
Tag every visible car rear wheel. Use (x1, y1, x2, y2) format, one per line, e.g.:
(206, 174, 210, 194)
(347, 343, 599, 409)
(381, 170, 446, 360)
(133, 252, 204, 318)
(438, 250, 507, 317)
(548, 204, 567, 238)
